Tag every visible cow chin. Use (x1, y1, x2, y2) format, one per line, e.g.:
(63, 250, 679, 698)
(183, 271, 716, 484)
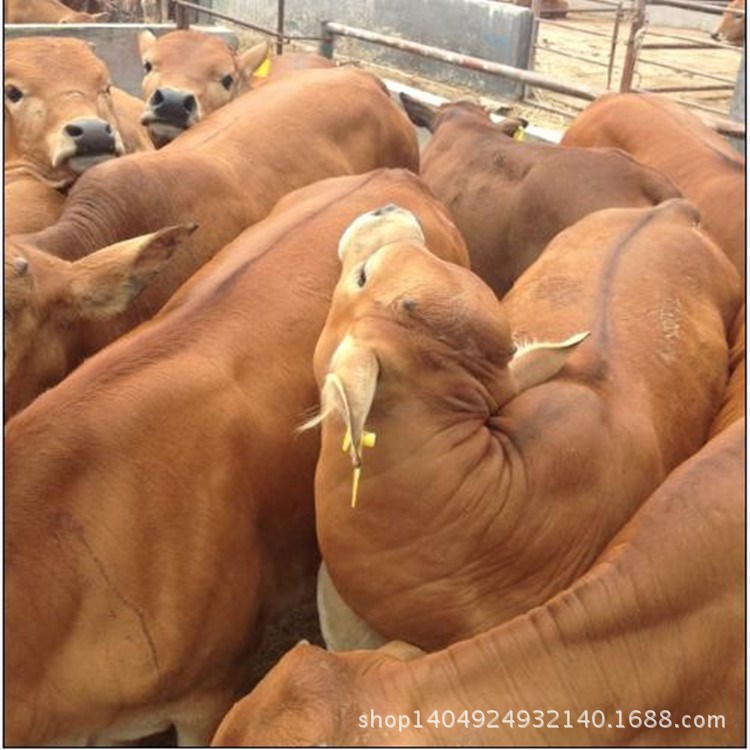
(146, 121, 189, 148)
(66, 152, 118, 174)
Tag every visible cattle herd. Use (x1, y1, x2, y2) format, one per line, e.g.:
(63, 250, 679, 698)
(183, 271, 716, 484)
(3, 8, 746, 748)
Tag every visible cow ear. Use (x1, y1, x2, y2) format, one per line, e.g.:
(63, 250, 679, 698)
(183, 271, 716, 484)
(138, 29, 157, 58)
(497, 116, 528, 138)
(318, 338, 379, 467)
(68, 223, 198, 320)
(237, 41, 271, 83)
(509, 332, 589, 393)
(399, 92, 440, 132)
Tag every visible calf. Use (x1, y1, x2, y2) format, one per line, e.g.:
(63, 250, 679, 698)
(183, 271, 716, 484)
(213, 418, 745, 747)
(5, 67, 418, 417)
(562, 92, 746, 277)
(401, 95, 681, 296)
(138, 30, 269, 147)
(308, 198, 739, 653)
(4, 168, 468, 746)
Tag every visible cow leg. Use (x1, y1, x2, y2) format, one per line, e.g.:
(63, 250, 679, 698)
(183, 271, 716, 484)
(317, 562, 388, 651)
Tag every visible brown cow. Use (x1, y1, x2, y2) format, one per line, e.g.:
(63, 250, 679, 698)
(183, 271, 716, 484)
(212, 418, 745, 747)
(709, 303, 745, 437)
(305, 198, 739, 653)
(5, 0, 107, 22)
(4, 37, 151, 187)
(711, 0, 745, 45)
(138, 30, 270, 146)
(4, 67, 418, 418)
(4, 168, 468, 746)
(400, 95, 682, 297)
(562, 92, 746, 277)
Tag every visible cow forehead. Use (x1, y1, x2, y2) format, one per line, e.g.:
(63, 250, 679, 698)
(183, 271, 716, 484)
(149, 31, 235, 68)
(6, 38, 110, 88)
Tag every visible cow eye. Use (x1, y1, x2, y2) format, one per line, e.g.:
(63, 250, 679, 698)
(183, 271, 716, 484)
(143, 61, 153, 73)
(356, 263, 367, 288)
(5, 85, 23, 103)
(220, 74, 234, 90)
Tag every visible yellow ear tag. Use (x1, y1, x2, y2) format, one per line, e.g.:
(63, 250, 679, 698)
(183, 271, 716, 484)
(255, 57, 271, 78)
(513, 127, 525, 142)
(342, 428, 377, 508)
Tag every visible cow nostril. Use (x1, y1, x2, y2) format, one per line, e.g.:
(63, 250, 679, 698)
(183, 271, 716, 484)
(64, 124, 84, 138)
(105, 124, 112, 134)
(183, 94, 197, 114)
(152, 89, 164, 106)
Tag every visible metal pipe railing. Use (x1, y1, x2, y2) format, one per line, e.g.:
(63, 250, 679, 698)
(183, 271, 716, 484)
(319, 21, 604, 101)
(647, 0, 744, 15)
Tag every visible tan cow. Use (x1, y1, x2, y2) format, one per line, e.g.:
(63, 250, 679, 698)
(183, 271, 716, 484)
(138, 30, 270, 146)
(711, 0, 745, 45)
(306, 198, 739, 653)
(5, 67, 418, 418)
(213, 418, 745, 747)
(4, 37, 152, 186)
(400, 95, 681, 296)
(4, 174, 67, 235)
(4, 168, 468, 746)
(562, 92, 746, 277)
(5, 0, 107, 22)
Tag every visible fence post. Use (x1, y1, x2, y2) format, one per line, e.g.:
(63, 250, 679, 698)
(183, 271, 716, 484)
(276, 0, 285, 55)
(319, 21, 335, 59)
(620, 0, 645, 91)
(174, 0, 189, 28)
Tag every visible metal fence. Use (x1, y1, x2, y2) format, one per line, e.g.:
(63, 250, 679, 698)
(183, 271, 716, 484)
(170, 0, 744, 138)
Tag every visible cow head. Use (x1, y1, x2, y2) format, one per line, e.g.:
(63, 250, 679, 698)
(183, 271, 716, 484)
(4, 224, 197, 419)
(711, 0, 745, 44)
(399, 93, 527, 137)
(310, 206, 588, 468)
(4, 37, 125, 186)
(138, 30, 269, 147)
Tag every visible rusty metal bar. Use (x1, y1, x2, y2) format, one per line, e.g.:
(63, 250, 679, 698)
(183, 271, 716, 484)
(641, 41, 733, 48)
(646, 0, 742, 15)
(636, 55, 736, 83)
(640, 26, 744, 48)
(322, 21, 604, 100)
(641, 83, 734, 91)
(607, 1, 623, 87)
(620, 0, 646, 91)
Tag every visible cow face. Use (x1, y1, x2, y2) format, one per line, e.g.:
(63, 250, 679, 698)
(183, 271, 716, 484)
(139, 30, 269, 147)
(4, 225, 196, 419)
(711, 0, 745, 44)
(4, 37, 125, 185)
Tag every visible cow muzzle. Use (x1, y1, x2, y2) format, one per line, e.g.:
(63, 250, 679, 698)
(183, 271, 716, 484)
(141, 87, 200, 145)
(51, 117, 123, 174)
